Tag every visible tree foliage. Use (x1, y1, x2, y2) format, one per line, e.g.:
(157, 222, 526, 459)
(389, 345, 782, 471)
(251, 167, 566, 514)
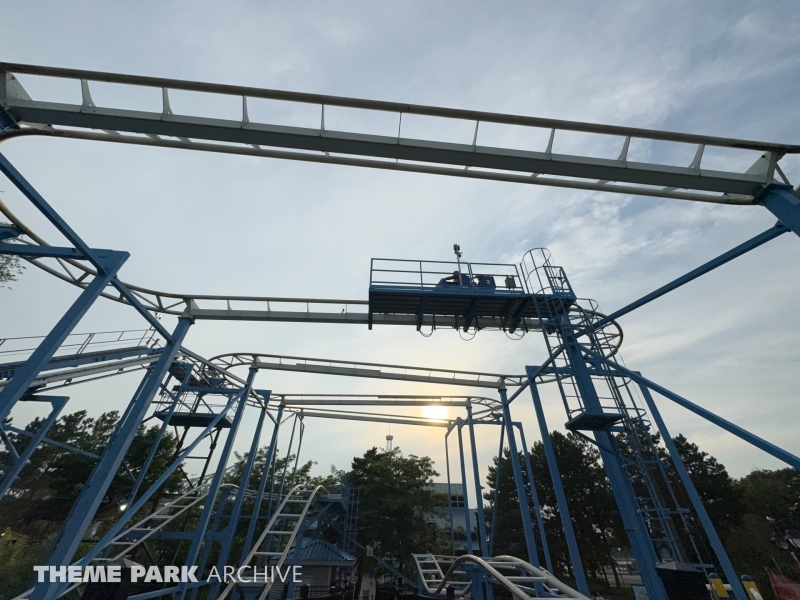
(347, 447, 441, 575)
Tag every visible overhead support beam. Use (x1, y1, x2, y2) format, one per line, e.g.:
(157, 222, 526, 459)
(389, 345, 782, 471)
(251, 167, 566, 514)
(294, 409, 450, 428)
(582, 223, 788, 335)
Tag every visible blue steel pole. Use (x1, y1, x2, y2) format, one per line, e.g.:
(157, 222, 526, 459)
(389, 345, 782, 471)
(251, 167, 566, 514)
(638, 383, 748, 600)
(524, 379, 589, 594)
(0, 251, 127, 424)
(514, 422, 553, 573)
(215, 391, 270, 571)
(603, 362, 800, 470)
(126, 364, 195, 504)
(444, 426, 457, 554)
(759, 185, 800, 236)
(241, 403, 284, 563)
(488, 421, 504, 557)
(546, 321, 669, 600)
(31, 315, 192, 600)
(466, 405, 489, 557)
(456, 419, 474, 555)
(0, 396, 67, 497)
(581, 223, 787, 335)
(498, 388, 540, 568)
(178, 367, 257, 597)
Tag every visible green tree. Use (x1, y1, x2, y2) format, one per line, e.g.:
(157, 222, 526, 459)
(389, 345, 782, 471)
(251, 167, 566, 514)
(0, 222, 24, 288)
(347, 446, 441, 577)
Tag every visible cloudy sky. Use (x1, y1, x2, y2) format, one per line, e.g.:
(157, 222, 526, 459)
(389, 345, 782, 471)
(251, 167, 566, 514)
(2, 2, 799, 510)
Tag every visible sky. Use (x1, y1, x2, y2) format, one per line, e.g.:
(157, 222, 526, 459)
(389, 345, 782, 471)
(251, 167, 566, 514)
(1, 1, 800, 512)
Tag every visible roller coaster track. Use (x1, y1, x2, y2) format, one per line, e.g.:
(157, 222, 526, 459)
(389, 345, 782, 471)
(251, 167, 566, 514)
(0, 200, 622, 353)
(413, 553, 590, 600)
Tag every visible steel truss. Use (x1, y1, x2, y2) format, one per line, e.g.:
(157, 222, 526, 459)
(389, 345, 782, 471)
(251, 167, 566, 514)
(0, 63, 799, 600)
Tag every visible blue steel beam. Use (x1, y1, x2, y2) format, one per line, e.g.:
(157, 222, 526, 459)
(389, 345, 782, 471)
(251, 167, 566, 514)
(638, 384, 748, 600)
(456, 418, 474, 555)
(0, 250, 127, 425)
(582, 223, 787, 335)
(215, 390, 270, 572)
(498, 389, 540, 568)
(0, 242, 91, 259)
(0, 152, 102, 267)
(178, 367, 257, 596)
(0, 395, 67, 497)
(241, 402, 284, 562)
(466, 405, 489, 556)
(31, 316, 192, 600)
(514, 422, 554, 573)
(524, 377, 590, 595)
(759, 185, 800, 236)
(488, 421, 504, 557)
(602, 361, 800, 470)
(444, 427, 457, 555)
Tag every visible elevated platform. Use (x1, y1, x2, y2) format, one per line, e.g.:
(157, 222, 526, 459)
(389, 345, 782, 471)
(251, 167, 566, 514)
(565, 411, 624, 432)
(154, 411, 233, 428)
(368, 258, 575, 332)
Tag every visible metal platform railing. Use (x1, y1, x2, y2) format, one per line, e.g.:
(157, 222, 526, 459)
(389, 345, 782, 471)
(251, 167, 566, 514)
(370, 258, 525, 293)
(0, 327, 158, 363)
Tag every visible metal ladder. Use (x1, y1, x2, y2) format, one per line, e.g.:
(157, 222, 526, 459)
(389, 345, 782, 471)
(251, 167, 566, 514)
(342, 485, 360, 554)
(218, 484, 324, 600)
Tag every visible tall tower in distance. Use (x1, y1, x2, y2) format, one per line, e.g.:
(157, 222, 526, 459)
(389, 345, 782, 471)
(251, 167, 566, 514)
(385, 434, 394, 451)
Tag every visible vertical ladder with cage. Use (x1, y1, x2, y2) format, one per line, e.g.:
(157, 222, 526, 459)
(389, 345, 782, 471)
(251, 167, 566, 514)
(342, 485, 361, 554)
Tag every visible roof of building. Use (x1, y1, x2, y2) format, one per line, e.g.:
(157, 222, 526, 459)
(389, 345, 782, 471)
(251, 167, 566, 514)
(287, 538, 357, 567)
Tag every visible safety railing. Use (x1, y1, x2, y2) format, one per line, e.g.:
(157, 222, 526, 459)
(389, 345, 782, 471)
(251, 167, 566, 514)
(0, 327, 158, 363)
(520, 248, 574, 297)
(370, 258, 525, 293)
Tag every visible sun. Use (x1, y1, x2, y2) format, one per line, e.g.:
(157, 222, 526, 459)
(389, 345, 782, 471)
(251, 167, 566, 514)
(422, 405, 449, 419)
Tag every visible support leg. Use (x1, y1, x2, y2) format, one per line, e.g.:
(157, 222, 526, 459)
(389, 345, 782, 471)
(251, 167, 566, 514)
(445, 428, 457, 555)
(525, 379, 589, 595)
(515, 423, 553, 573)
(456, 419, 474, 555)
(498, 389, 539, 568)
(488, 423, 504, 557)
(639, 384, 748, 600)
(31, 316, 192, 600)
(0, 396, 67, 497)
(466, 405, 489, 557)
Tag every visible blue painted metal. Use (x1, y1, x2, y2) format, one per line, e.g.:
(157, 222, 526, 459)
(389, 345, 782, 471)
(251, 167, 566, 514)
(524, 378, 590, 595)
(30, 316, 192, 600)
(214, 388, 270, 572)
(177, 367, 257, 598)
(498, 388, 540, 568)
(514, 422, 553, 573)
(759, 185, 800, 236)
(0, 250, 127, 425)
(0, 395, 67, 497)
(488, 420, 504, 556)
(125, 363, 195, 505)
(639, 384, 748, 600)
(606, 362, 800, 470)
(583, 223, 787, 335)
(466, 405, 489, 556)
(444, 426, 457, 554)
(241, 402, 284, 563)
(456, 418, 474, 554)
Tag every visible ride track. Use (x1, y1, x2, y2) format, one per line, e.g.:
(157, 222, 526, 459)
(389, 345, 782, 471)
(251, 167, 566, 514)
(1, 63, 799, 600)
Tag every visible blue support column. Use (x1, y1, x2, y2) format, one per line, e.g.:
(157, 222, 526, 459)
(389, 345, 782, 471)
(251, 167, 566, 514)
(602, 361, 800, 470)
(125, 364, 195, 504)
(466, 405, 489, 557)
(542, 320, 669, 600)
(759, 184, 800, 236)
(215, 391, 270, 570)
(444, 427, 457, 554)
(241, 403, 284, 562)
(0, 395, 67, 497)
(456, 419, 474, 555)
(0, 250, 127, 424)
(514, 422, 553, 573)
(488, 422, 504, 556)
(524, 378, 589, 594)
(639, 384, 748, 600)
(498, 389, 539, 568)
(177, 367, 257, 597)
(31, 316, 192, 600)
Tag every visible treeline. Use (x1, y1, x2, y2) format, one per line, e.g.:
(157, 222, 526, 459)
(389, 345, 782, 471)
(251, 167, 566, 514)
(483, 431, 800, 597)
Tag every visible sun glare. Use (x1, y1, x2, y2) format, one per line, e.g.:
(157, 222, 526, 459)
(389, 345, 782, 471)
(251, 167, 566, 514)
(422, 405, 449, 419)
